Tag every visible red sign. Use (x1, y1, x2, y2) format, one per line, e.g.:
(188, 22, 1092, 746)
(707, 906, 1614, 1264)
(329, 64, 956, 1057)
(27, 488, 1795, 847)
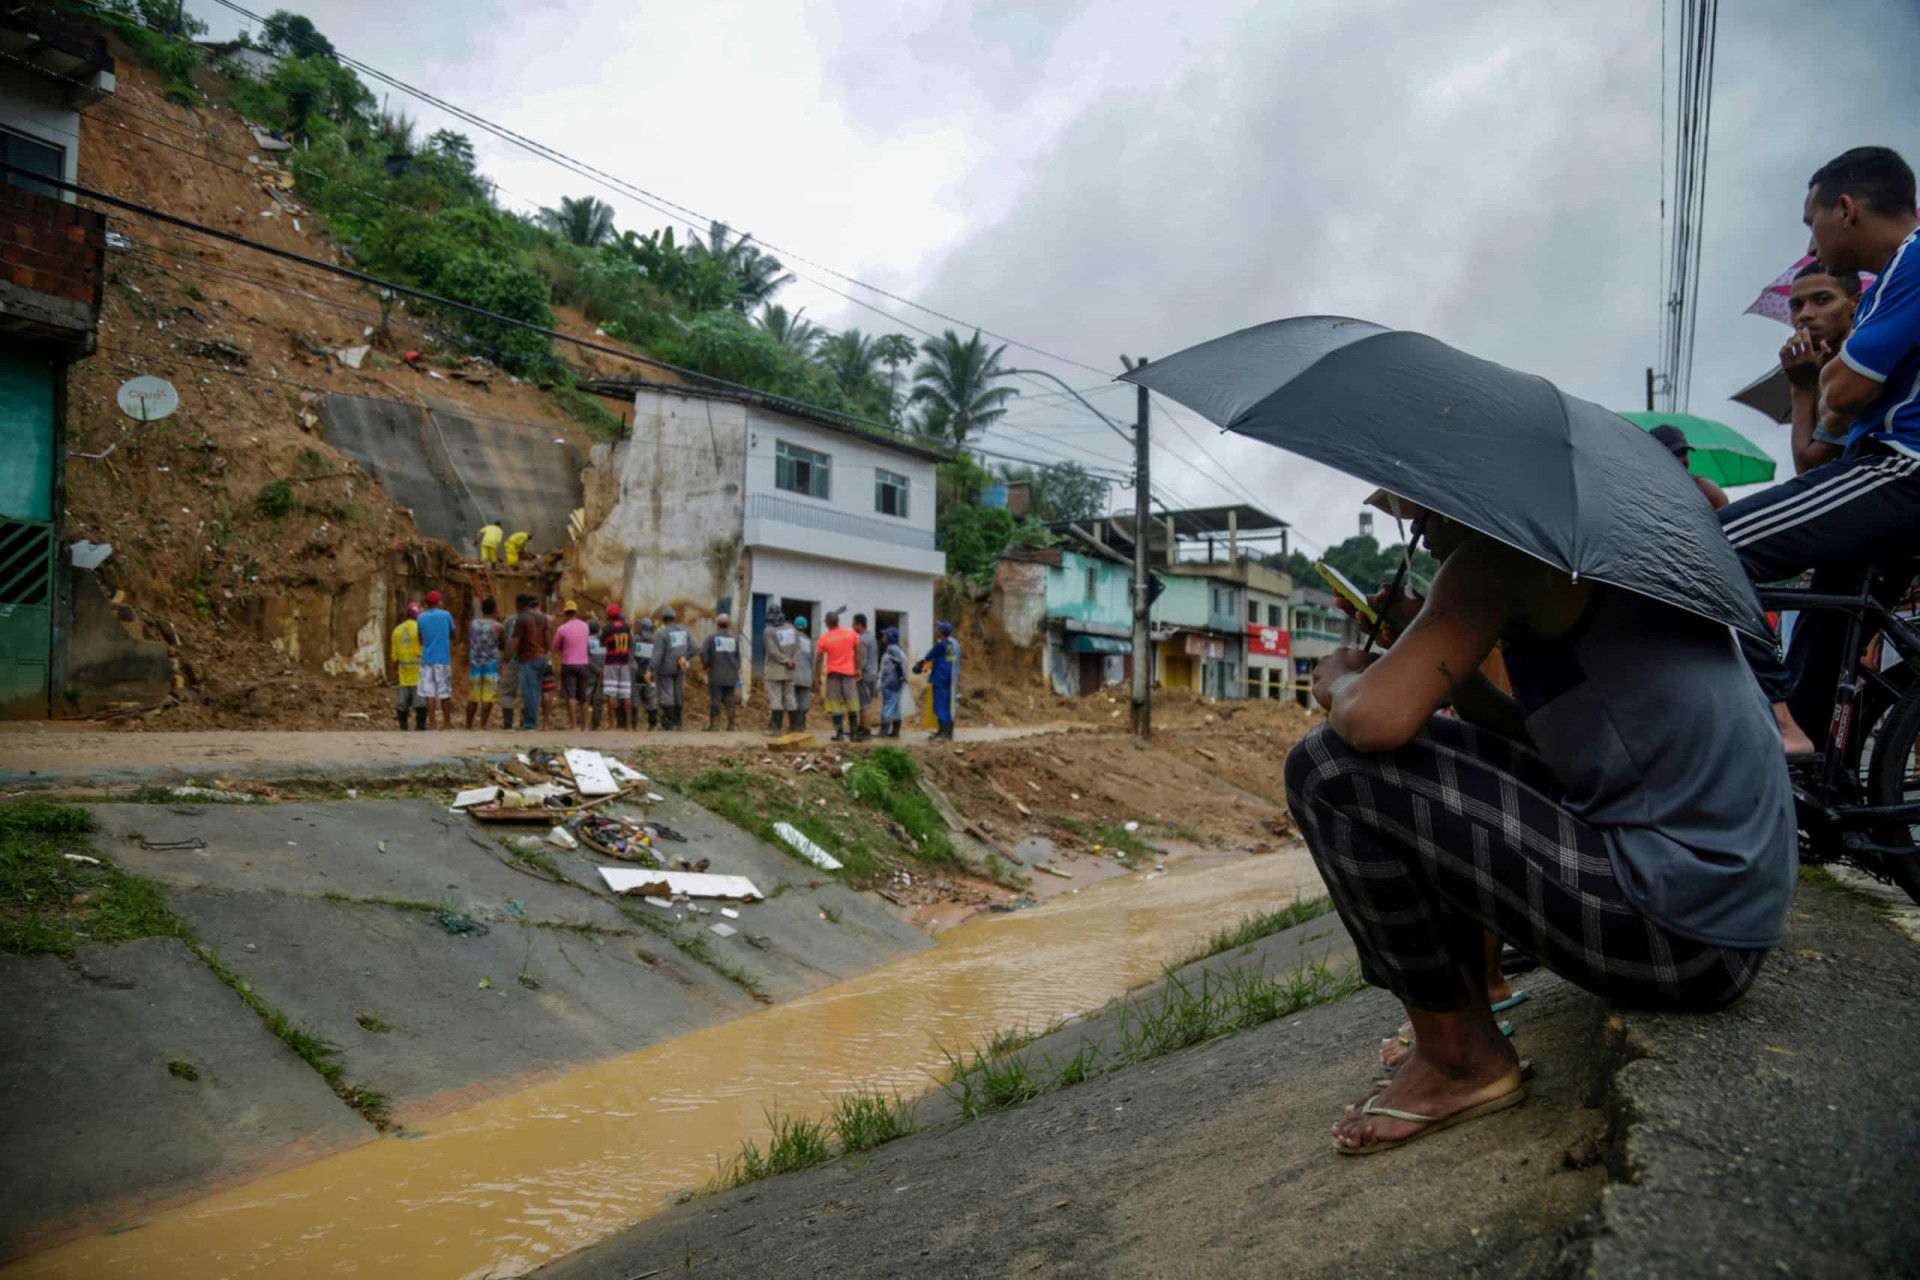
(1247, 625, 1290, 658)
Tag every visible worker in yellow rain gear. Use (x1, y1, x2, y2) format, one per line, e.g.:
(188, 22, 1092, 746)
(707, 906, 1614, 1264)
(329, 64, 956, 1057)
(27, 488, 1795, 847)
(391, 601, 425, 731)
(478, 521, 504, 564)
(503, 530, 531, 566)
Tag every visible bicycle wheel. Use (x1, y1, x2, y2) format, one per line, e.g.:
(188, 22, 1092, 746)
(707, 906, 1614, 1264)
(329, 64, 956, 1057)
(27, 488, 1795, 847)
(1863, 683, 1920, 905)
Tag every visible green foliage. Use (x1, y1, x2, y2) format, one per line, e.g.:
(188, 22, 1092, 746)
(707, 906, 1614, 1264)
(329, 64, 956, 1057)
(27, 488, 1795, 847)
(546, 379, 625, 439)
(255, 478, 296, 518)
(829, 1087, 917, 1153)
(911, 329, 1018, 444)
(258, 9, 336, 59)
(266, 55, 371, 133)
(69, 0, 203, 101)
(685, 221, 793, 312)
(537, 195, 616, 248)
(756, 303, 820, 357)
(997, 460, 1110, 523)
(710, 1108, 834, 1190)
(0, 803, 186, 956)
(167, 1059, 200, 1081)
(604, 227, 740, 313)
(1275, 534, 1439, 596)
(435, 253, 555, 375)
(936, 504, 1053, 584)
(1164, 895, 1336, 971)
(843, 748, 953, 863)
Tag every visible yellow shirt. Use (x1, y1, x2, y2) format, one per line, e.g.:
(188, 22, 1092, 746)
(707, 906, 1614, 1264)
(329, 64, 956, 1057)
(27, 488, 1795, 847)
(391, 619, 422, 686)
(503, 531, 531, 565)
(479, 524, 504, 552)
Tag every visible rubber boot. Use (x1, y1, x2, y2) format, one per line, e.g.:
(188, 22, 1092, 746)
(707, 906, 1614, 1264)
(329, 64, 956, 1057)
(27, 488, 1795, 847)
(830, 714, 846, 742)
(397, 709, 410, 732)
(646, 705, 658, 730)
(795, 710, 808, 732)
(727, 707, 737, 731)
(766, 711, 782, 735)
(414, 705, 428, 732)
(705, 710, 718, 732)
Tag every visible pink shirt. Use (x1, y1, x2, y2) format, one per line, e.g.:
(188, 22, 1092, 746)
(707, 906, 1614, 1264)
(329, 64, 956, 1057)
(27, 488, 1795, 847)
(554, 617, 590, 666)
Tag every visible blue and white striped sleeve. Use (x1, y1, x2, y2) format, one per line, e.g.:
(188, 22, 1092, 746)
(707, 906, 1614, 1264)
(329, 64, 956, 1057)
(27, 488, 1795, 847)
(1841, 235, 1919, 383)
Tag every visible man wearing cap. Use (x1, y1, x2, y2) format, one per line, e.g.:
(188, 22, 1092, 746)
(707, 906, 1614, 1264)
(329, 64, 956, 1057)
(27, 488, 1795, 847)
(413, 589, 456, 730)
(853, 613, 878, 742)
(601, 604, 635, 730)
(555, 601, 592, 730)
(701, 614, 743, 731)
(651, 607, 693, 730)
(513, 593, 553, 731)
(391, 601, 425, 732)
(1647, 424, 1730, 510)
(913, 621, 960, 742)
(761, 605, 799, 733)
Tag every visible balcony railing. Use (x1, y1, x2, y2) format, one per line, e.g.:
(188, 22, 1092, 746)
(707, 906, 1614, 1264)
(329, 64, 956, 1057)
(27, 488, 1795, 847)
(746, 492, 935, 551)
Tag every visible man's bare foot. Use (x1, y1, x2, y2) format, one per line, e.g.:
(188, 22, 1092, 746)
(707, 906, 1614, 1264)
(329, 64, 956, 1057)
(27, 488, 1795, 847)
(1337, 1020, 1521, 1151)
(1773, 701, 1816, 756)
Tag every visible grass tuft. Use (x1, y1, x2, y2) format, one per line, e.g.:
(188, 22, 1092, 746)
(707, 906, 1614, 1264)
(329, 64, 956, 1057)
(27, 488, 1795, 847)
(709, 1108, 835, 1190)
(1164, 895, 1336, 970)
(829, 1087, 917, 1153)
(167, 1059, 200, 1082)
(0, 802, 186, 956)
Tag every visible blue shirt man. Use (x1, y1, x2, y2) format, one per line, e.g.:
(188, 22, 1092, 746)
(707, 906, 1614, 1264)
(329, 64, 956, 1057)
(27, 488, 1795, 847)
(416, 600, 455, 665)
(1838, 226, 1920, 457)
(914, 621, 960, 742)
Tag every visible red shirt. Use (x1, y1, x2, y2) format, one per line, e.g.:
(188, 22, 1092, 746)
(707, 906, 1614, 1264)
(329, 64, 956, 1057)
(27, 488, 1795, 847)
(817, 627, 860, 676)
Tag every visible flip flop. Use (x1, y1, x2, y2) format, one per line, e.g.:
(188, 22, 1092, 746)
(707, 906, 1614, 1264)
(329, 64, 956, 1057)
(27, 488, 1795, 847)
(1334, 1083, 1529, 1155)
(1372, 1058, 1532, 1092)
(1491, 990, 1531, 1014)
(1383, 1019, 1513, 1070)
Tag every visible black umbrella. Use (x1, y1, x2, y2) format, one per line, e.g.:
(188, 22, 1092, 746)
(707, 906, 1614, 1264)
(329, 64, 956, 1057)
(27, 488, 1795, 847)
(1119, 316, 1772, 640)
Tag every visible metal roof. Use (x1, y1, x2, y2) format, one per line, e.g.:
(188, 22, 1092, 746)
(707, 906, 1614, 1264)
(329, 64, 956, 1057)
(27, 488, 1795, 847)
(582, 376, 954, 464)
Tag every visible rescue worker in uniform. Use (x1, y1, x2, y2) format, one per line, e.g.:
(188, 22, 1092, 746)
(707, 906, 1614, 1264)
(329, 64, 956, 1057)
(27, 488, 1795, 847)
(879, 625, 908, 738)
(791, 615, 815, 733)
(633, 614, 658, 729)
(761, 605, 800, 733)
(651, 606, 693, 731)
(503, 530, 531, 567)
(478, 520, 504, 564)
(701, 613, 743, 731)
(914, 620, 960, 742)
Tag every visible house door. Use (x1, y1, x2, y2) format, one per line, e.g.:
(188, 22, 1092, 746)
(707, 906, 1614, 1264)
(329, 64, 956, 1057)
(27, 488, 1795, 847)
(751, 593, 769, 670)
(1078, 654, 1100, 696)
(0, 350, 55, 719)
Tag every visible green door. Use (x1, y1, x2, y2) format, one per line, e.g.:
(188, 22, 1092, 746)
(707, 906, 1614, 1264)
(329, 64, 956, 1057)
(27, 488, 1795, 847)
(0, 350, 56, 718)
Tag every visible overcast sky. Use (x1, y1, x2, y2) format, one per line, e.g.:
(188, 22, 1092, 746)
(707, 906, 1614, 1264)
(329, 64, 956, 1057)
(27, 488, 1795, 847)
(194, 0, 1920, 556)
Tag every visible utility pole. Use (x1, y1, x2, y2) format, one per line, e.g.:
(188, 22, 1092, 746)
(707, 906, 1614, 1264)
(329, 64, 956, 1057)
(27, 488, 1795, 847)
(1123, 355, 1151, 738)
(1645, 366, 1656, 412)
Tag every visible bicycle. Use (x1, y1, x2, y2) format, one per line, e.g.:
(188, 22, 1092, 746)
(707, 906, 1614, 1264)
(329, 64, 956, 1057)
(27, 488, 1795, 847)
(1758, 556, 1920, 905)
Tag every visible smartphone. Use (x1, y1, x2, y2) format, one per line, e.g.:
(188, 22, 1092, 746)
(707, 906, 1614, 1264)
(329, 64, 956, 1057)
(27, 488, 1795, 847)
(1313, 562, 1380, 626)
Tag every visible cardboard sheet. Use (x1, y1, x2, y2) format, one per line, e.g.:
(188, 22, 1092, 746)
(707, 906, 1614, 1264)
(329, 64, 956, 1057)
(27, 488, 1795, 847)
(564, 749, 620, 796)
(598, 868, 764, 901)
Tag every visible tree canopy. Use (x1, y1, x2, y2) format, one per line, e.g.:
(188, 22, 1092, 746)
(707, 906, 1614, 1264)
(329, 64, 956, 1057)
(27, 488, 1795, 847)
(910, 329, 1017, 445)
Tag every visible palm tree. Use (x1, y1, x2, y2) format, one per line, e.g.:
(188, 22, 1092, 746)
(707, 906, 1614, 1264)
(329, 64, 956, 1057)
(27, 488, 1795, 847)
(757, 303, 820, 357)
(872, 333, 918, 421)
(538, 195, 616, 248)
(910, 329, 1017, 445)
(820, 329, 880, 399)
(686, 220, 794, 311)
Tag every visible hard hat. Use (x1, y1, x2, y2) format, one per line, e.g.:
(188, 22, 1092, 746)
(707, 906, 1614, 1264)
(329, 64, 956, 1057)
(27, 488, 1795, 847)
(563, 600, 578, 613)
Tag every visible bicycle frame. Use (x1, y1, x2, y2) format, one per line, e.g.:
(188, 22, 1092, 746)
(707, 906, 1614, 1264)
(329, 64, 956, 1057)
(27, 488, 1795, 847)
(1758, 567, 1920, 848)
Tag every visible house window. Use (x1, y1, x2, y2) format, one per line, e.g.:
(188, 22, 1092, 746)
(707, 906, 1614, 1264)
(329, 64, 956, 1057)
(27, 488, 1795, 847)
(0, 127, 63, 200)
(1268, 604, 1281, 627)
(875, 468, 909, 518)
(1247, 601, 1258, 624)
(776, 441, 831, 500)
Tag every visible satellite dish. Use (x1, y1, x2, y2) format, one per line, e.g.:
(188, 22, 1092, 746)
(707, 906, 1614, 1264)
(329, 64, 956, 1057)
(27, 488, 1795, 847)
(116, 375, 179, 423)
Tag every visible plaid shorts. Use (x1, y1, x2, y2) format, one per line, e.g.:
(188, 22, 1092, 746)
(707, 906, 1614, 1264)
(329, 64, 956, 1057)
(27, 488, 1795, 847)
(418, 663, 453, 700)
(1284, 716, 1768, 1013)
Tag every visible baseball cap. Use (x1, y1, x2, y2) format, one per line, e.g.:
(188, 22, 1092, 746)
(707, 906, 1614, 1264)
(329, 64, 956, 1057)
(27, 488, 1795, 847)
(563, 599, 578, 613)
(1648, 424, 1692, 459)
(425, 589, 442, 606)
(406, 602, 422, 618)
(606, 603, 622, 619)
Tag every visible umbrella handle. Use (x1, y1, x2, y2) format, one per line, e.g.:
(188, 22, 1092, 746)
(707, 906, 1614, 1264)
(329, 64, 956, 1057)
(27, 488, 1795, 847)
(1365, 511, 1428, 654)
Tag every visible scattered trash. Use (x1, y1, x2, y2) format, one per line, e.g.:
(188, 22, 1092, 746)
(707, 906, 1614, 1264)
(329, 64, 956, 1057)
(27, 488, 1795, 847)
(498, 900, 525, 920)
(170, 785, 252, 802)
(477, 976, 493, 989)
(69, 540, 112, 570)
(644, 792, 665, 804)
(709, 922, 738, 939)
(334, 344, 371, 369)
(648, 822, 689, 843)
(1123, 821, 1140, 832)
(598, 868, 764, 900)
(1034, 863, 1073, 879)
(606, 758, 648, 784)
(62, 853, 102, 866)
(433, 912, 490, 937)
(451, 786, 501, 809)
(376, 840, 387, 854)
(720, 907, 740, 920)
(773, 822, 844, 871)
(546, 826, 579, 851)
(563, 749, 619, 796)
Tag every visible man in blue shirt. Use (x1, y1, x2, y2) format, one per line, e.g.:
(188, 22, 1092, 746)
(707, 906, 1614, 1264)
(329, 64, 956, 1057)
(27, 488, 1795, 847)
(414, 589, 457, 730)
(913, 621, 960, 742)
(1720, 146, 1920, 755)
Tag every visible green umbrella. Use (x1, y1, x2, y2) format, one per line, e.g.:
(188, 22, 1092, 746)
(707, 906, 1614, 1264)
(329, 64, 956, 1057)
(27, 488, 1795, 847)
(1617, 411, 1777, 488)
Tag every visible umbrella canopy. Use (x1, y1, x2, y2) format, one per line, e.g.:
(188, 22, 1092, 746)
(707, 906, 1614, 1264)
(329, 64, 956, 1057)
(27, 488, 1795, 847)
(1730, 364, 1793, 425)
(1616, 411, 1777, 487)
(1119, 316, 1772, 641)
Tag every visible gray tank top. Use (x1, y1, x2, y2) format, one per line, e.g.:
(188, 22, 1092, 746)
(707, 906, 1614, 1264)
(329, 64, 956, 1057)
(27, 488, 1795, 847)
(1500, 586, 1795, 948)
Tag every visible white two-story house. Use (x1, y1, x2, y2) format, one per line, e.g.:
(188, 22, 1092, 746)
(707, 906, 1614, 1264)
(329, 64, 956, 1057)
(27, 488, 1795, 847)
(575, 382, 948, 687)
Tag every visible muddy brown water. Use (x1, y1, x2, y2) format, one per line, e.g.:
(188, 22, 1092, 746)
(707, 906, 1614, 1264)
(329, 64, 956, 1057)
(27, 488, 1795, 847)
(16, 849, 1322, 1279)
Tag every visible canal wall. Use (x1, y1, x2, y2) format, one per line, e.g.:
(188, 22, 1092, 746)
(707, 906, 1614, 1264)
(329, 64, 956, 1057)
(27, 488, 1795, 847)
(0, 790, 929, 1263)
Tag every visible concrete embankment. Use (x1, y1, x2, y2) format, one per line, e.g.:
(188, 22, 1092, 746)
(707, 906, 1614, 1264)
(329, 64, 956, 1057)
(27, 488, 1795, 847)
(542, 879, 1920, 1279)
(0, 789, 928, 1261)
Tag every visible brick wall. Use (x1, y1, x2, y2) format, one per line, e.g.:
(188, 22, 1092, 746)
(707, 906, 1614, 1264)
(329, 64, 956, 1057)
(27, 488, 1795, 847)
(0, 182, 104, 310)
